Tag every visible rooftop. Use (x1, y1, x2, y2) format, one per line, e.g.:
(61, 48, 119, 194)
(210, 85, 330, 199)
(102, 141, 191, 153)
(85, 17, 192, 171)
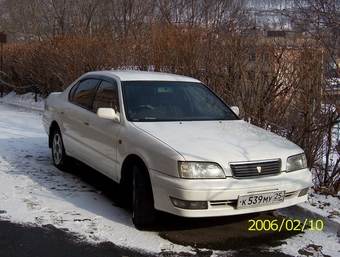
(87, 70, 201, 82)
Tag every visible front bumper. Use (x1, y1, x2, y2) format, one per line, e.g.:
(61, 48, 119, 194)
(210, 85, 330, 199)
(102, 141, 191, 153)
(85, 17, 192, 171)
(149, 168, 312, 218)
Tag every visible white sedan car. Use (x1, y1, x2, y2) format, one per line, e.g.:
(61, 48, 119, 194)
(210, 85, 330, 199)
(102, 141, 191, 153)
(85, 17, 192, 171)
(42, 70, 312, 226)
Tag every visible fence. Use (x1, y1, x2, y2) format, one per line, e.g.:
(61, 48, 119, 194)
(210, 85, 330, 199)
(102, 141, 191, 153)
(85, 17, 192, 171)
(0, 79, 39, 102)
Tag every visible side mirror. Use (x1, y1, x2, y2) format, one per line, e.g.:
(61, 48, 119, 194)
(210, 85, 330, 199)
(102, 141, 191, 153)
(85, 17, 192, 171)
(230, 106, 239, 116)
(97, 108, 120, 123)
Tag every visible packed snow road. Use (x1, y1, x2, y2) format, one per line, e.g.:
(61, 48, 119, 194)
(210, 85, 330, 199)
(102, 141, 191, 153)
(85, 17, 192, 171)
(0, 102, 339, 257)
(0, 103, 182, 256)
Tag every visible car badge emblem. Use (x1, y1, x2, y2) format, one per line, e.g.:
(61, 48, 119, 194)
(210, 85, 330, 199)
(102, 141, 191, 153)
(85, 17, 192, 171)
(257, 166, 262, 173)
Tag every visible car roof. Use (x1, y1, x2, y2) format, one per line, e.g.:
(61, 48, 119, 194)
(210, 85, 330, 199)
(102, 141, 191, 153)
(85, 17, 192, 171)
(85, 70, 201, 83)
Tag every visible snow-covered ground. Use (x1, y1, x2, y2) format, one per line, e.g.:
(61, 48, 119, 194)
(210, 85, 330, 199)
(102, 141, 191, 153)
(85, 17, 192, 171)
(0, 92, 339, 256)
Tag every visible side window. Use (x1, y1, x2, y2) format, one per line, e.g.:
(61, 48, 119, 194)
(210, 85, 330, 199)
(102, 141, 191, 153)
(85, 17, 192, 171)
(92, 80, 119, 113)
(69, 82, 79, 102)
(71, 79, 99, 109)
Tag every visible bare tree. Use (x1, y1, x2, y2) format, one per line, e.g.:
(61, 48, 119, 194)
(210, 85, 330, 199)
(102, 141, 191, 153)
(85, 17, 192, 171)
(3, 0, 339, 194)
(1, 0, 105, 41)
(284, 0, 340, 193)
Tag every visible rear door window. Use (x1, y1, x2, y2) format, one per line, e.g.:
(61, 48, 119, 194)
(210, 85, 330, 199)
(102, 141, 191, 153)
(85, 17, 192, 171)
(70, 79, 99, 109)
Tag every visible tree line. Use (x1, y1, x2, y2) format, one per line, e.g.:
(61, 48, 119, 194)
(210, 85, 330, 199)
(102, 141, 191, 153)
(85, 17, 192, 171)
(0, 0, 339, 194)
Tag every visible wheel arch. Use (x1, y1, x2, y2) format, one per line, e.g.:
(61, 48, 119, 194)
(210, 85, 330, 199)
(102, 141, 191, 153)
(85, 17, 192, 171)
(119, 154, 153, 206)
(120, 154, 150, 185)
(48, 121, 61, 148)
(121, 154, 158, 226)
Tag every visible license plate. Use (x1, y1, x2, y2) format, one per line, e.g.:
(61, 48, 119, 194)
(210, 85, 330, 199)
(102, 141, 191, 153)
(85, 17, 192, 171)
(237, 191, 285, 209)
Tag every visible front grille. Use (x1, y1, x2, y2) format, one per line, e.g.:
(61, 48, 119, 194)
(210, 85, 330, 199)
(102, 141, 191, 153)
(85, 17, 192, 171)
(230, 159, 281, 178)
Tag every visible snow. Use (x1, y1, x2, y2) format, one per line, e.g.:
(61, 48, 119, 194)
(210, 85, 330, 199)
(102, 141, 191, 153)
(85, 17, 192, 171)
(0, 92, 339, 256)
(0, 91, 45, 110)
(303, 190, 340, 222)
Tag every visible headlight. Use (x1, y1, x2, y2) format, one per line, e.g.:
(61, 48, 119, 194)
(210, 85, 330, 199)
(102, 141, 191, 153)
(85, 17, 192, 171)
(178, 162, 225, 179)
(286, 154, 307, 172)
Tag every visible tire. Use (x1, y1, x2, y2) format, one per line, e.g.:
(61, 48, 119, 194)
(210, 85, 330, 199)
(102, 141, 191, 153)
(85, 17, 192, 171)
(51, 129, 70, 171)
(132, 163, 157, 227)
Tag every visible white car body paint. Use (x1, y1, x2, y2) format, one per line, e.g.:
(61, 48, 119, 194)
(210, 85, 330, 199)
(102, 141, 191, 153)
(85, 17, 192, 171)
(42, 70, 312, 219)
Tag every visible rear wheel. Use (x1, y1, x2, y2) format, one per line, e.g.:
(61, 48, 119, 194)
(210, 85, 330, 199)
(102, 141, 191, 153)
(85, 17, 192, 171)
(51, 129, 70, 171)
(132, 163, 157, 227)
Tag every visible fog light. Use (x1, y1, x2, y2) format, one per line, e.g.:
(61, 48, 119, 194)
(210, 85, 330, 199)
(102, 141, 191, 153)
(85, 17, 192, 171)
(170, 197, 208, 210)
(298, 187, 309, 197)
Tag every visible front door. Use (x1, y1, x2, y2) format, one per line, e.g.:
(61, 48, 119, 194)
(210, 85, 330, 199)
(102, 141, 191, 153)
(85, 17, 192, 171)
(81, 78, 121, 180)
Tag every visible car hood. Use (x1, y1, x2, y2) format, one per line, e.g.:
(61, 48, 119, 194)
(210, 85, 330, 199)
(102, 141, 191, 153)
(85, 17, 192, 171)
(133, 120, 302, 169)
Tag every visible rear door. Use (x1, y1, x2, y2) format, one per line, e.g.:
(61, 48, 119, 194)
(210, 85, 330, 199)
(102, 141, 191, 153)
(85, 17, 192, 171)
(62, 77, 100, 161)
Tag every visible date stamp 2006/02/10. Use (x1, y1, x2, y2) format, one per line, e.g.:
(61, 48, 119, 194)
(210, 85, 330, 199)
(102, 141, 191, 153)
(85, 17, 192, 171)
(248, 219, 324, 232)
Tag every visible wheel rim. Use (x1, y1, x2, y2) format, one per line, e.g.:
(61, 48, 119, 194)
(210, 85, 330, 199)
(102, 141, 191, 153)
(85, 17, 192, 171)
(52, 133, 63, 165)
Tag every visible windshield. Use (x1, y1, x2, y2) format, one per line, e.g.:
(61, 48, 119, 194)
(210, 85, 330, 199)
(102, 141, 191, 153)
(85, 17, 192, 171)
(122, 81, 239, 122)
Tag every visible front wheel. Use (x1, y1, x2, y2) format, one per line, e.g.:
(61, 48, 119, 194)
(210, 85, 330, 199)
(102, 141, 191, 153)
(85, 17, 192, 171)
(51, 129, 70, 171)
(132, 164, 157, 227)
